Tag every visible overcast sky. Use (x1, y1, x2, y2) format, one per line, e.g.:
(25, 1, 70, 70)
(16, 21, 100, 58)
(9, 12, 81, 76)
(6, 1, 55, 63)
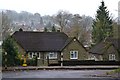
(0, 0, 119, 18)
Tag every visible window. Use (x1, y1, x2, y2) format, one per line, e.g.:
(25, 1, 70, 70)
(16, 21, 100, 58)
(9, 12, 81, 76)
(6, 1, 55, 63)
(70, 51, 78, 59)
(49, 52, 57, 59)
(37, 52, 40, 59)
(109, 54, 116, 61)
(28, 52, 32, 59)
(28, 52, 40, 59)
(32, 52, 36, 58)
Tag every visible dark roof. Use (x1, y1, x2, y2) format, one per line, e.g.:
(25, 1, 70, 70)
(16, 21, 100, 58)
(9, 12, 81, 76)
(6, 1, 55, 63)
(106, 38, 120, 50)
(89, 41, 108, 54)
(12, 31, 68, 52)
(89, 38, 120, 54)
(61, 37, 87, 51)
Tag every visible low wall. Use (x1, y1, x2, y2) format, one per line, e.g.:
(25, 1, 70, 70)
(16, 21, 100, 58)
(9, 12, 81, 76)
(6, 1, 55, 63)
(57, 60, 120, 66)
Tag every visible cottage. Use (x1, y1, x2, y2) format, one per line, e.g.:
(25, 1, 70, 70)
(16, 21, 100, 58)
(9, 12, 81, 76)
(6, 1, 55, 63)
(12, 31, 88, 66)
(89, 38, 120, 61)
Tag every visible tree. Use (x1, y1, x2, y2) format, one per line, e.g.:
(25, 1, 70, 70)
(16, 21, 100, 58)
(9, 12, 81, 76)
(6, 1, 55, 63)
(55, 10, 71, 32)
(2, 36, 19, 66)
(92, 1, 113, 44)
(44, 27, 48, 32)
(51, 25, 56, 32)
(2, 11, 11, 40)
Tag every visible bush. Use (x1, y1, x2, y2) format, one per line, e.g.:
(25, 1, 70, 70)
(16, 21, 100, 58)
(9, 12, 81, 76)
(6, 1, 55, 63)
(26, 59, 37, 66)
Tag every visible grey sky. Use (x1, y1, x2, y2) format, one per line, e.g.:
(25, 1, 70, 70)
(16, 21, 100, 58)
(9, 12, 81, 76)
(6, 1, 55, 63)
(0, 0, 119, 18)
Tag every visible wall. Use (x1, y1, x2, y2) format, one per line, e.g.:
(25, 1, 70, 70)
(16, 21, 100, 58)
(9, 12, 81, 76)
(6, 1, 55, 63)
(103, 45, 119, 61)
(37, 52, 61, 66)
(62, 39, 88, 60)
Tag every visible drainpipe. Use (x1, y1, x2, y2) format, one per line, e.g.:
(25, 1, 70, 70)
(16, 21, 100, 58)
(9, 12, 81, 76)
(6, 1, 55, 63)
(61, 52, 63, 66)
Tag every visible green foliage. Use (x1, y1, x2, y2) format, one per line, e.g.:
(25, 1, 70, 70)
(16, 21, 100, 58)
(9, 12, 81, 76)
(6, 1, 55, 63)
(51, 25, 56, 32)
(27, 59, 37, 66)
(92, 1, 113, 44)
(106, 68, 120, 75)
(2, 36, 20, 67)
(44, 27, 48, 32)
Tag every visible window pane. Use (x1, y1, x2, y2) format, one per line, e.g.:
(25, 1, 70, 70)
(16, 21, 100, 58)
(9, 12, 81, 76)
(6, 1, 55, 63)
(109, 54, 116, 60)
(70, 51, 78, 59)
(37, 53, 39, 57)
(71, 53, 74, 58)
(29, 52, 32, 59)
(49, 52, 57, 59)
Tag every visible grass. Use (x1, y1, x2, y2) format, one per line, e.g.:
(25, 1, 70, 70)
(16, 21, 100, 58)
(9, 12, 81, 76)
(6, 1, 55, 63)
(106, 68, 120, 75)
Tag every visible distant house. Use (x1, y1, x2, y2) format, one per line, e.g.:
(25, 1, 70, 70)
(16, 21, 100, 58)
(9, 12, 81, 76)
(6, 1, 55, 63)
(89, 38, 120, 61)
(12, 31, 88, 66)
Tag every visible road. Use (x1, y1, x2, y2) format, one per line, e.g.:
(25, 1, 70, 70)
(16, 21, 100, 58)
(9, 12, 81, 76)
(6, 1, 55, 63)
(2, 70, 120, 79)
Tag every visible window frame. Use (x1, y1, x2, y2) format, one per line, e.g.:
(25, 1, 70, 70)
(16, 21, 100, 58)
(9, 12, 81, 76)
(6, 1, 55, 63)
(70, 51, 78, 59)
(36, 52, 40, 59)
(109, 54, 116, 61)
(28, 52, 32, 59)
(49, 52, 57, 59)
(28, 52, 40, 59)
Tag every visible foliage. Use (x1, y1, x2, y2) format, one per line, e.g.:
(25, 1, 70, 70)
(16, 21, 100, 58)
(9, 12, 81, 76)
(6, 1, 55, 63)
(44, 27, 48, 32)
(51, 25, 56, 32)
(27, 58, 37, 66)
(1, 10, 94, 46)
(92, 1, 113, 44)
(2, 36, 20, 67)
(2, 11, 11, 40)
(106, 68, 120, 75)
(55, 10, 71, 32)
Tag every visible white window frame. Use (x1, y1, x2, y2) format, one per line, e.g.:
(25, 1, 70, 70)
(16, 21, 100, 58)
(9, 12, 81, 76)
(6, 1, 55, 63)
(49, 52, 57, 59)
(70, 51, 78, 59)
(28, 52, 40, 59)
(109, 54, 116, 61)
(28, 52, 32, 59)
(36, 52, 40, 59)
(32, 52, 36, 58)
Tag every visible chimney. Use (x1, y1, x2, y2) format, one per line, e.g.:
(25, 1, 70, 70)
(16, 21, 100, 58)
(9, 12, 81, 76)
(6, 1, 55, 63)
(19, 28, 23, 31)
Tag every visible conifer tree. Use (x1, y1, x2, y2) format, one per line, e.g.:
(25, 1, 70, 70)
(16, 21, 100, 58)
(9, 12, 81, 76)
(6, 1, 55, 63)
(2, 36, 19, 66)
(52, 25, 56, 32)
(44, 27, 48, 32)
(92, 1, 113, 44)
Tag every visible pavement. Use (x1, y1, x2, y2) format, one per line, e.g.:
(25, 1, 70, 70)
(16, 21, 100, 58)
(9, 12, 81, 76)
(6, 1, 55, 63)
(2, 70, 118, 78)
(1, 66, 120, 80)
(2, 65, 120, 71)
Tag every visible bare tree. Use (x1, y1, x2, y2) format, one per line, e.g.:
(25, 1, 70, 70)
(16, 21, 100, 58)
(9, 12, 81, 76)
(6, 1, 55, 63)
(1, 11, 11, 40)
(55, 10, 71, 32)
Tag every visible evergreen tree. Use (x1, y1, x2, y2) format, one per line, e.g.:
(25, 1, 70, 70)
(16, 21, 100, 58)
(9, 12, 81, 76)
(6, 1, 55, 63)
(92, 1, 113, 44)
(51, 25, 56, 32)
(2, 36, 19, 66)
(44, 27, 48, 32)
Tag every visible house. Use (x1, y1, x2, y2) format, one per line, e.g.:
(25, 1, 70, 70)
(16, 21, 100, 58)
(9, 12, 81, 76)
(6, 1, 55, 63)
(12, 31, 88, 66)
(89, 38, 120, 61)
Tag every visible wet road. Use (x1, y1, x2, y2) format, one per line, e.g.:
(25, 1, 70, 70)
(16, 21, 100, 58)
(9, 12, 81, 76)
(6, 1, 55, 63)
(2, 70, 120, 80)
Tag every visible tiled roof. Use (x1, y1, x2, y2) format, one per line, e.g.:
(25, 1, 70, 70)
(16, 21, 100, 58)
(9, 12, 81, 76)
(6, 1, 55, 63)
(89, 38, 120, 54)
(12, 31, 68, 52)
